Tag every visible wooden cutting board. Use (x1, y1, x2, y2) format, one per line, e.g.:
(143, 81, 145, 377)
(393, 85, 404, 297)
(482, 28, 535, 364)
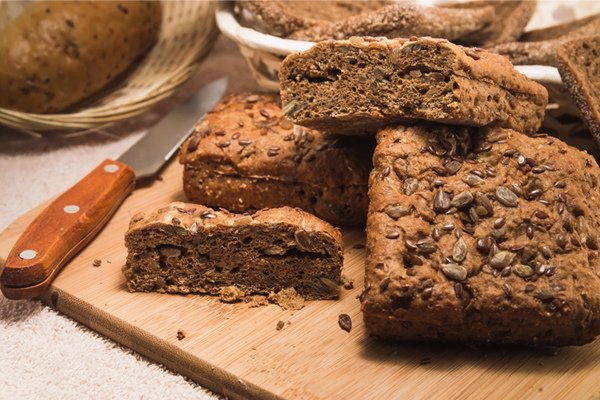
(1, 157, 600, 400)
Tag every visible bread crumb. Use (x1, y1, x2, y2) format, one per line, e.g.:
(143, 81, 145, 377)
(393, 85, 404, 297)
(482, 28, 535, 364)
(92, 259, 101, 267)
(245, 295, 269, 308)
(268, 287, 305, 310)
(276, 320, 285, 331)
(341, 275, 354, 290)
(219, 286, 246, 303)
(177, 329, 186, 340)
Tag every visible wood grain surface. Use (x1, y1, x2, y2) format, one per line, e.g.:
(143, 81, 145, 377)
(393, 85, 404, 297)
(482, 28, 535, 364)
(1, 158, 600, 400)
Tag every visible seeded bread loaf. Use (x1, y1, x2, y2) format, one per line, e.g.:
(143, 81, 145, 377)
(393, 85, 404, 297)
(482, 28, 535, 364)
(287, 3, 494, 42)
(362, 124, 600, 346)
(280, 37, 548, 135)
(556, 36, 600, 147)
(0, 1, 161, 113)
(123, 202, 343, 300)
(179, 93, 373, 226)
(489, 14, 600, 67)
(443, 0, 537, 47)
(236, 0, 392, 38)
(521, 14, 600, 42)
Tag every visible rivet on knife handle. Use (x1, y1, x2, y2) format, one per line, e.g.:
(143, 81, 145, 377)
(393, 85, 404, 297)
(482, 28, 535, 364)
(0, 159, 135, 300)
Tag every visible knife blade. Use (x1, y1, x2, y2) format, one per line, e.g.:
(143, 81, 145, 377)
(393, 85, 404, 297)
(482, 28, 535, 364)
(0, 78, 228, 300)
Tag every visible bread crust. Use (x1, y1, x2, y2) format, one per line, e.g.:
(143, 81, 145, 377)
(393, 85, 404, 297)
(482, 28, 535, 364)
(0, 1, 161, 113)
(362, 124, 600, 346)
(179, 93, 373, 226)
(556, 35, 600, 147)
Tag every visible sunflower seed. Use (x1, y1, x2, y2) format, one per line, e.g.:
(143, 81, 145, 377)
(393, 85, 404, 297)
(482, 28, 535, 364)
(496, 186, 518, 207)
(240, 144, 255, 158)
(432, 166, 448, 176)
(453, 237, 468, 262)
(489, 242, 499, 256)
(462, 173, 484, 187)
(294, 229, 313, 250)
(404, 178, 419, 195)
(433, 190, 451, 213)
(385, 204, 410, 219)
(513, 264, 534, 278)
(468, 207, 480, 224)
(490, 251, 515, 270)
(444, 160, 462, 174)
(418, 241, 437, 255)
(534, 291, 555, 301)
(540, 246, 553, 259)
(476, 193, 494, 215)
(282, 100, 303, 117)
(441, 263, 468, 281)
(159, 246, 181, 258)
(409, 254, 424, 266)
(405, 240, 418, 251)
(531, 166, 546, 174)
(450, 191, 474, 208)
(454, 282, 463, 299)
(471, 169, 486, 179)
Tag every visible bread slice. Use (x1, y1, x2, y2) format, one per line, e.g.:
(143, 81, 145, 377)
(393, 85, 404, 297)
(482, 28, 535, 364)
(443, 0, 537, 47)
(362, 124, 600, 346)
(280, 37, 548, 135)
(236, 0, 392, 38)
(556, 35, 600, 146)
(179, 93, 373, 226)
(287, 3, 494, 42)
(123, 202, 344, 300)
(489, 14, 600, 66)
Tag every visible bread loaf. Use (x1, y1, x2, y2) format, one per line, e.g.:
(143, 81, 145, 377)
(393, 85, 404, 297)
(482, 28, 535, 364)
(279, 37, 548, 135)
(179, 93, 373, 226)
(362, 124, 600, 346)
(0, 1, 161, 113)
(123, 202, 344, 300)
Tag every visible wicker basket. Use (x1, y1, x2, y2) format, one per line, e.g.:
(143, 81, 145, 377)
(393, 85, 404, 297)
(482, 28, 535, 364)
(0, 1, 219, 136)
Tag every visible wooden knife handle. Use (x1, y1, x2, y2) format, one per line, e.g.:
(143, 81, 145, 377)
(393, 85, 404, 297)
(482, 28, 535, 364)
(1, 159, 135, 300)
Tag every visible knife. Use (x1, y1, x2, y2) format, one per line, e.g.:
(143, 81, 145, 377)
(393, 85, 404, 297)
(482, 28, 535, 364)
(0, 78, 228, 300)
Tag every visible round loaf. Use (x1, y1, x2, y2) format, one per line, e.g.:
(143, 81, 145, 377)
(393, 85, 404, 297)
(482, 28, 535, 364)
(0, 1, 162, 114)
